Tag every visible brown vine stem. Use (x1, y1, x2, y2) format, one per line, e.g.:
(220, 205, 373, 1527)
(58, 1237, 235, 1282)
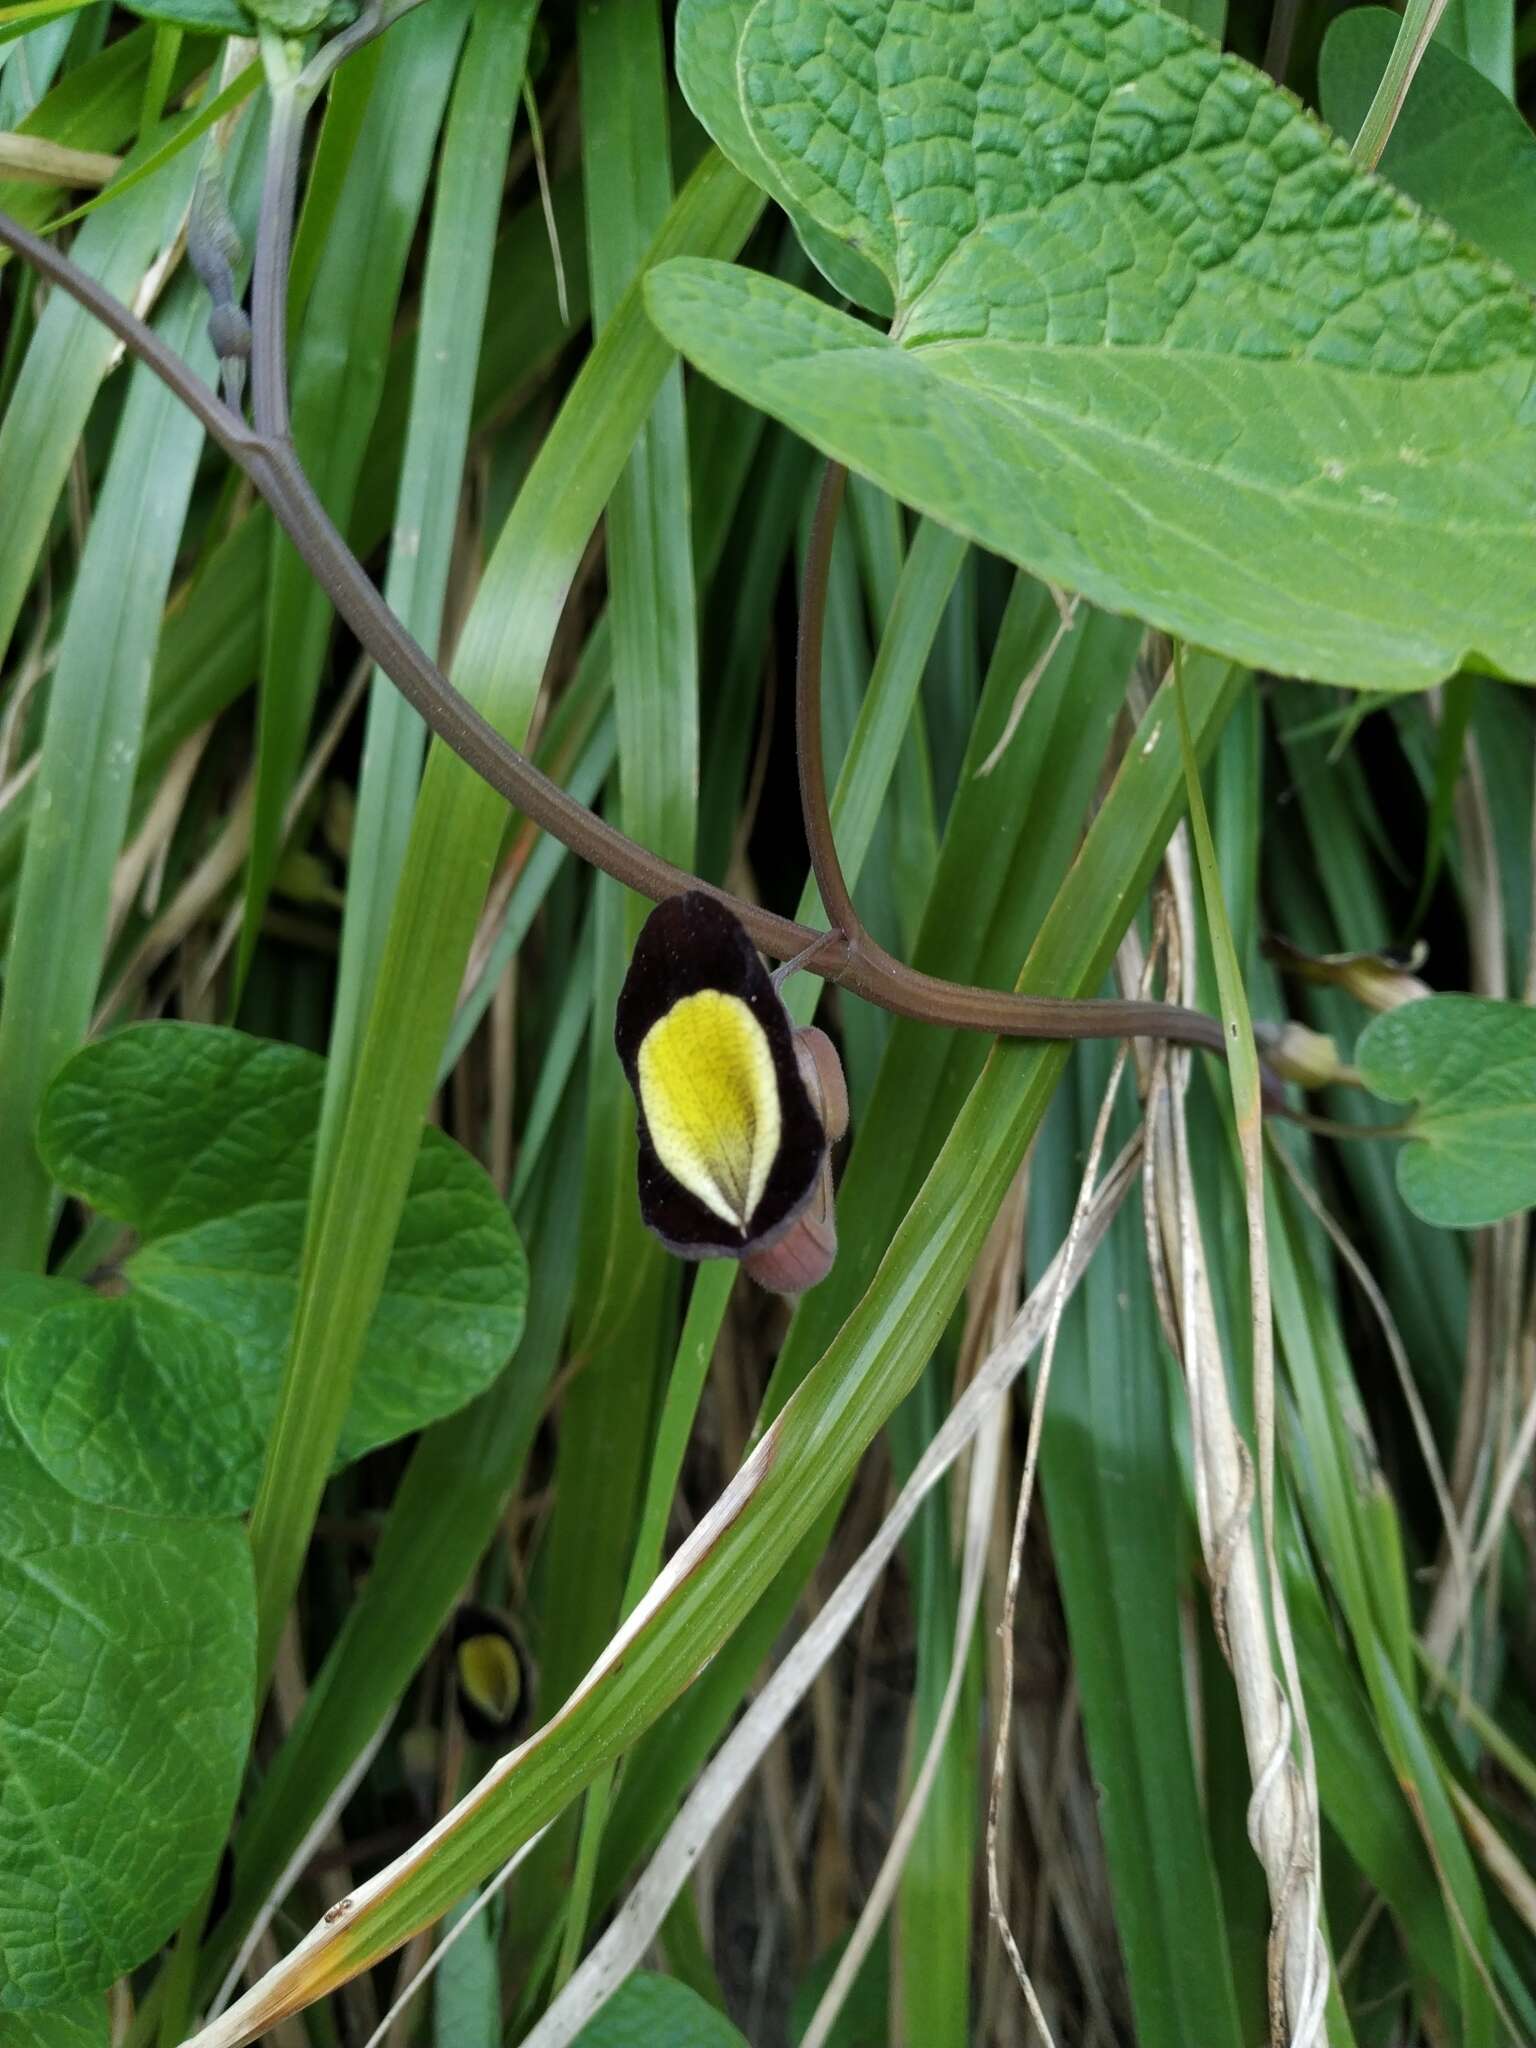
(0, 155, 1230, 1057)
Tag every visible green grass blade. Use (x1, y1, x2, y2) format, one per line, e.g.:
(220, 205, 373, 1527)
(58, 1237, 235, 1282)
(207, 164, 760, 1972)
(317, 0, 535, 1165)
(198, 1072, 591, 2006)
(237, 0, 472, 994)
(600, 595, 1148, 1888)
(0, 125, 200, 670)
(0, 24, 205, 231)
(43, 57, 260, 234)
(786, 516, 966, 988)
(0, 0, 93, 54)
(581, 0, 698, 876)
(524, 10, 707, 1977)
(202, 658, 1242, 2037)
(0, 259, 225, 1266)
(241, 144, 762, 1691)
(1029, 1057, 1248, 2047)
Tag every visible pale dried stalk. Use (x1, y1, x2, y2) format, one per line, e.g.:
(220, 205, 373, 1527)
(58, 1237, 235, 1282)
(799, 1174, 1024, 2048)
(517, 1142, 1142, 2048)
(1448, 1783, 1536, 1943)
(196, 661, 369, 994)
(357, 1825, 552, 2048)
(208, 1722, 393, 2022)
(0, 133, 121, 186)
(1466, 1315, 1536, 1590)
(107, 724, 214, 946)
(1002, 1673, 1117, 2046)
(1147, 826, 1328, 2048)
(0, 745, 40, 821)
(94, 779, 254, 1027)
(976, 589, 1079, 778)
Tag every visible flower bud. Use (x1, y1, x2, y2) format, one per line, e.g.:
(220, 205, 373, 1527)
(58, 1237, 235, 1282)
(1259, 1021, 1355, 1090)
(1266, 936, 1431, 1013)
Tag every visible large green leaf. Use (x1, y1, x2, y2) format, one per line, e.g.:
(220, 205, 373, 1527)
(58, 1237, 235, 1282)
(1320, 8, 1536, 290)
(674, 0, 893, 315)
(0, 1270, 77, 1353)
(654, 0, 1536, 692)
(0, 1421, 253, 2007)
(0, 1996, 105, 2046)
(1355, 995, 1536, 1227)
(571, 1974, 747, 2047)
(6, 1025, 527, 1514)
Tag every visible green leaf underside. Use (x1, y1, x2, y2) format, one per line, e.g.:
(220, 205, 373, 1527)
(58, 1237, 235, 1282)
(1356, 995, 1536, 1227)
(119, 0, 356, 28)
(10, 1025, 527, 1515)
(0, 1421, 253, 2008)
(571, 1975, 749, 2047)
(657, 0, 1536, 692)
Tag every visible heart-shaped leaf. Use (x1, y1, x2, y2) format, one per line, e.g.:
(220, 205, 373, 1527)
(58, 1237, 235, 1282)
(8, 1295, 263, 1519)
(653, 0, 1536, 692)
(0, 1420, 253, 2008)
(571, 1975, 749, 2046)
(1320, 8, 1536, 290)
(0, 1269, 80, 1352)
(40, 1024, 320, 1240)
(7, 1025, 528, 1516)
(1356, 995, 1536, 1227)
(0, 1998, 105, 2046)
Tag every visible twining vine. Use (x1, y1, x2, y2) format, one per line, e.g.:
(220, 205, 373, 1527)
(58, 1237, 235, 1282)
(0, 0, 1251, 1066)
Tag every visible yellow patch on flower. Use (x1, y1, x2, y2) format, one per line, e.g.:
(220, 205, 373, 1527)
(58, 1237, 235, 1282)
(456, 1631, 523, 1730)
(637, 989, 781, 1232)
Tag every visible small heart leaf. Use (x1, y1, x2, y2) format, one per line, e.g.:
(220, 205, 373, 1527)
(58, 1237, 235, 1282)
(0, 1422, 253, 2008)
(571, 1974, 748, 2047)
(15, 1024, 528, 1515)
(8, 1296, 260, 1519)
(1356, 996, 1536, 1228)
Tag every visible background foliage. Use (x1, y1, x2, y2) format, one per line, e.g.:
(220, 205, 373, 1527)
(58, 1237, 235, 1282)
(0, 0, 1533, 2043)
